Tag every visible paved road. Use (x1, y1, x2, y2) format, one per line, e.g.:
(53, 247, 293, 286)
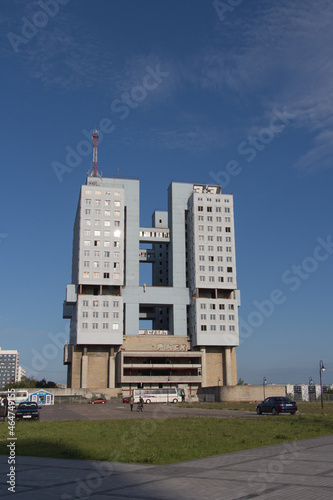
(39, 403, 259, 421)
(1, 435, 332, 499)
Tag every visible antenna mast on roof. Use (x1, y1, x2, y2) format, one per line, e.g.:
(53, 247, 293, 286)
(92, 130, 99, 176)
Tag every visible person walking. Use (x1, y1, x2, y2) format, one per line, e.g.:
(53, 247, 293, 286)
(130, 394, 134, 412)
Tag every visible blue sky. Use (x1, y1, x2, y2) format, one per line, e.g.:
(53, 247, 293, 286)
(0, 0, 332, 386)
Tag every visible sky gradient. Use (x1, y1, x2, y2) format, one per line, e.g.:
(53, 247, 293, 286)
(0, 0, 332, 386)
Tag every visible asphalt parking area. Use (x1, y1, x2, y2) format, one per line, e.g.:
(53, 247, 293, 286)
(39, 403, 259, 421)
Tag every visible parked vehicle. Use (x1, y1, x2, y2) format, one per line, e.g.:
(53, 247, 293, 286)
(122, 396, 130, 403)
(256, 396, 297, 415)
(132, 388, 183, 404)
(89, 398, 107, 404)
(15, 402, 39, 421)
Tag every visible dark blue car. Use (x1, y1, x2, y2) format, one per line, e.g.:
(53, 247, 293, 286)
(256, 396, 297, 415)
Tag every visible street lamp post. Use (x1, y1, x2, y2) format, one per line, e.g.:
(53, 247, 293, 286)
(319, 360, 326, 410)
(309, 377, 314, 402)
(263, 377, 267, 400)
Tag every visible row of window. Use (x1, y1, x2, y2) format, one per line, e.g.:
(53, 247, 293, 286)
(83, 262, 120, 268)
(81, 323, 119, 330)
(197, 206, 231, 213)
(83, 251, 120, 258)
(199, 276, 233, 282)
(86, 199, 121, 207)
(82, 311, 119, 318)
(198, 245, 232, 252)
(197, 235, 230, 242)
(201, 325, 236, 331)
(197, 217, 231, 225)
(84, 238, 121, 247)
(82, 272, 120, 279)
(200, 314, 235, 321)
(200, 303, 234, 310)
(198, 252, 232, 262)
(198, 266, 233, 272)
(198, 223, 230, 231)
(82, 300, 120, 307)
(85, 220, 121, 227)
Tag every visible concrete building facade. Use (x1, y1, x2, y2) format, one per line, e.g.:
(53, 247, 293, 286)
(0, 348, 21, 388)
(63, 176, 240, 397)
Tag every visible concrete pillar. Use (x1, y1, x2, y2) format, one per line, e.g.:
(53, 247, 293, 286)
(81, 347, 88, 388)
(200, 348, 206, 387)
(225, 347, 232, 386)
(108, 348, 115, 389)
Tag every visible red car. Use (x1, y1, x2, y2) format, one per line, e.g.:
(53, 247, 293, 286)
(122, 397, 130, 403)
(89, 398, 107, 404)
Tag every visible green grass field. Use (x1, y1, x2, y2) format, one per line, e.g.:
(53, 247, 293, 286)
(1, 403, 332, 465)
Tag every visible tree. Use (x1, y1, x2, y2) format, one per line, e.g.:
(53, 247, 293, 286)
(237, 377, 244, 385)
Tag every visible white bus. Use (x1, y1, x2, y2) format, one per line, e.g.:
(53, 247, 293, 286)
(133, 388, 184, 404)
(0, 390, 29, 406)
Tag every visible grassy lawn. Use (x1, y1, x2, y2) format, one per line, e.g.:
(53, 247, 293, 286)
(1, 412, 332, 465)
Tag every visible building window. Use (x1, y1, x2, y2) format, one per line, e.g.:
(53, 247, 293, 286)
(226, 257, 232, 262)
(104, 262, 110, 268)
(207, 207, 212, 212)
(93, 272, 100, 278)
(216, 207, 221, 212)
(220, 325, 226, 331)
(229, 325, 235, 331)
(210, 325, 216, 331)
(199, 245, 204, 251)
(83, 300, 88, 307)
(113, 300, 119, 307)
(84, 261, 89, 267)
(113, 273, 120, 279)
(199, 265, 205, 271)
(200, 303, 206, 310)
(225, 217, 231, 222)
(93, 301, 99, 307)
(114, 242, 120, 248)
(216, 227, 222, 232)
(112, 323, 119, 330)
(218, 277, 224, 282)
(85, 219, 91, 226)
(114, 221, 120, 227)
(198, 225, 204, 231)
(103, 323, 109, 329)
(229, 304, 234, 310)
(229, 315, 235, 320)
(207, 216, 213, 222)
(93, 311, 99, 318)
(198, 215, 204, 221)
(201, 325, 207, 331)
(104, 251, 110, 257)
(210, 314, 216, 320)
(104, 273, 110, 278)
(225, 207, 230, 213)
(85, 209, 91, 215)
(200, 314, 206, 320)
(86, 199, 91, 205)
(226, 247, 232, 252)
(103, 301, 109, 307)
(114, 230, 121, 237)
(209, 266, 214, 271)
(82, 311, 88, 318)
(105, 210, 111, 216)
(208, 226, 213, 232)
(104, 220, 111, 226)
(103, 312, 109, 318)
(199, 276, 205, 282)
(208, 256, 214, 261)
(114, 201, 120, 207)
(82, 323, 88, 329)
(227, 277, 233, 282)
(84, 250, 90, 257)
(216, 217, 221, 222)
(95, 199, 101, 206)
(93, 261, 100, 268)
(199, 255, 205, 261)
(92, 323, 98, 329)
(198, 206, 203, 211)
(114, 210, 120, 217)
(83, 272, 89, 278)
(225, 237, 231, 242)
(210, 304, 215, 310)
(219, 314, 225, 320)
(84, 230, 91, 236)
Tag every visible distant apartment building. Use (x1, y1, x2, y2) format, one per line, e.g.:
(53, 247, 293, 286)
(0, 348, 21, 388)
(63, 175, 240, 397)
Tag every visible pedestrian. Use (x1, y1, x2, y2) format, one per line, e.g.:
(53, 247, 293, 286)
(139, 396, 144, 412)
(130, 394, 134, 412)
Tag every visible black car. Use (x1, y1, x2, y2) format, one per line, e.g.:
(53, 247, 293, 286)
(256, 396, 297, 415)
(15, 402, 40, 421)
